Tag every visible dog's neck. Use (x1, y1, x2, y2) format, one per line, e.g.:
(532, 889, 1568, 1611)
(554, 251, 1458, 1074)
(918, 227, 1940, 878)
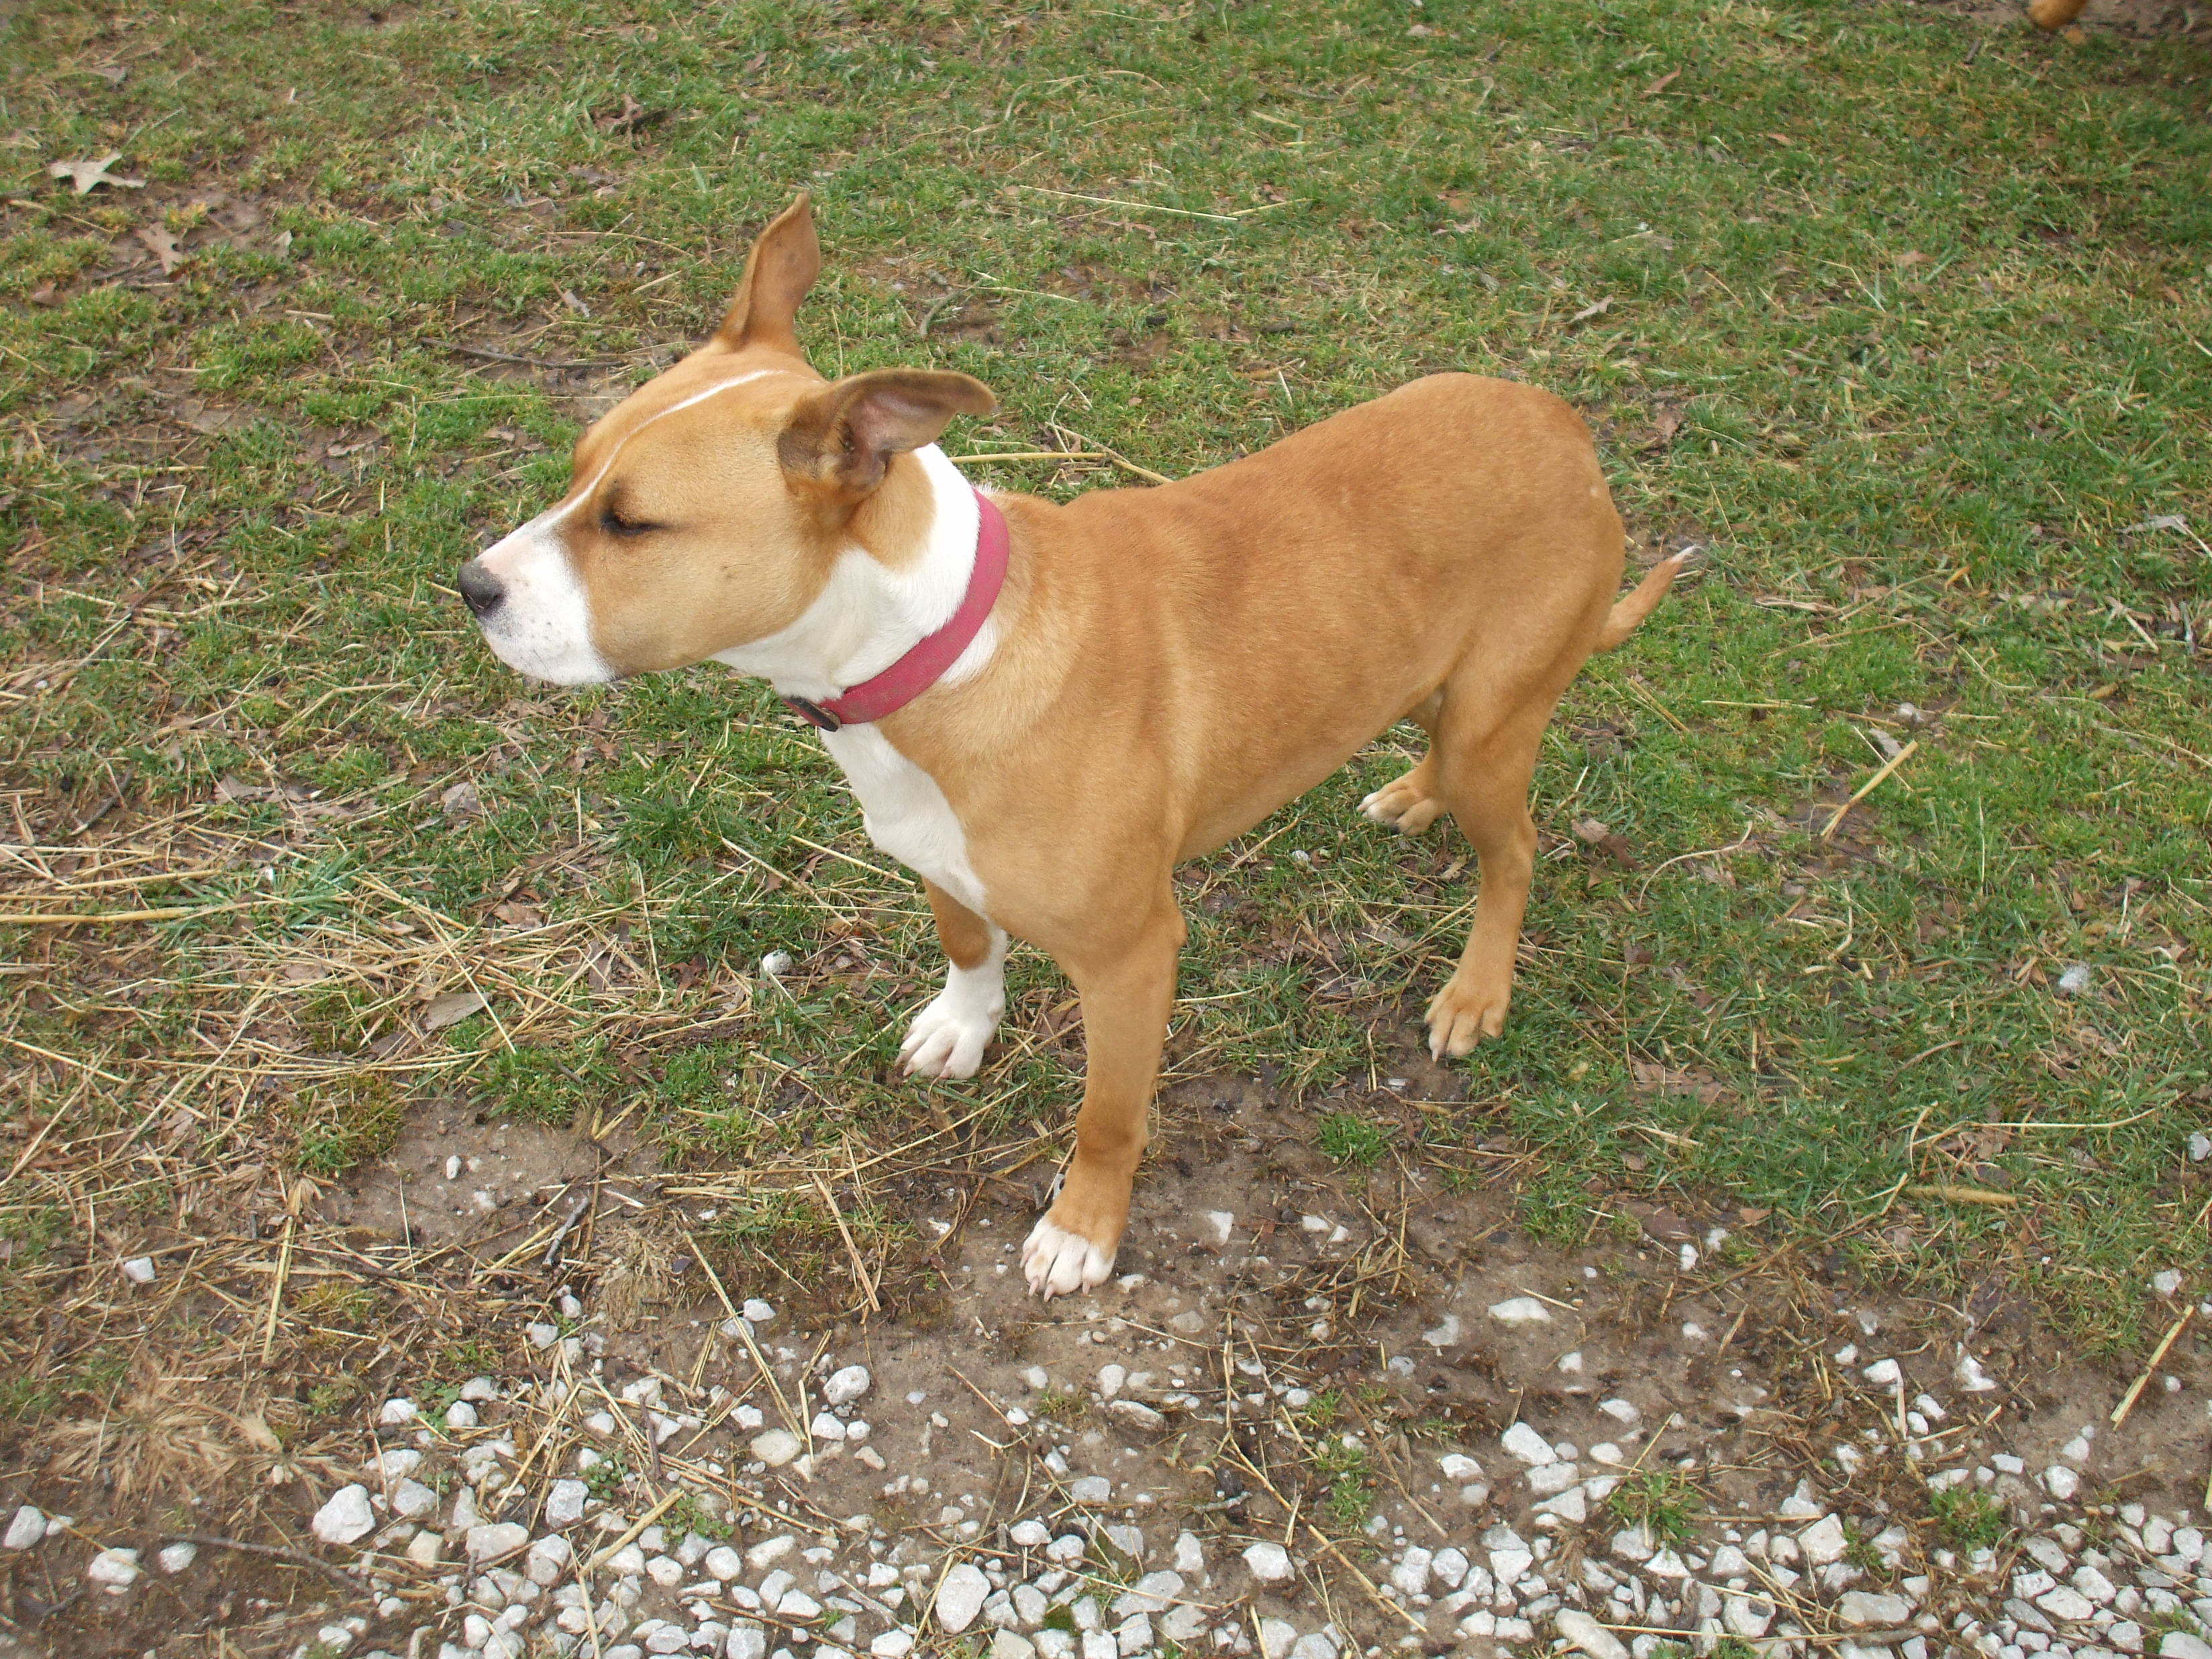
(713, 445, 997, 704)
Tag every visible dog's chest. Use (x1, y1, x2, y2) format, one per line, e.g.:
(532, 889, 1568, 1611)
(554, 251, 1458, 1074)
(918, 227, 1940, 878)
(819, 727, 989, 918)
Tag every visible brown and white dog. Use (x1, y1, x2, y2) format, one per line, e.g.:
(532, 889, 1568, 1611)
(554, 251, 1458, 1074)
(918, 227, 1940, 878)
(458, 195, 1685, 1297)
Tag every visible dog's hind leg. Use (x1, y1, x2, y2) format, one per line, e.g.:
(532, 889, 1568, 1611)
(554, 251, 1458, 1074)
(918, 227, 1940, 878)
(899, 878, 1008, 1080)
(1358, 691, 1450, 834)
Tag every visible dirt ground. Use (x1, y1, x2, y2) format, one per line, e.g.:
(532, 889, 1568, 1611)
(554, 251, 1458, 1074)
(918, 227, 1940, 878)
(5, 1040, 2205, 1658)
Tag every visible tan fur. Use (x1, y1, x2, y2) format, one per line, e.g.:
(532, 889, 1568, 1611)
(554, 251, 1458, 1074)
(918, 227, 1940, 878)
(468, 197, 1682, 1292)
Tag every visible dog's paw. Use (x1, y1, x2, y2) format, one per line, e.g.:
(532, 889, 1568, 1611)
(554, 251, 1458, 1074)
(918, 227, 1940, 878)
(899, 986, 1001, 1080)
(1021, 1216, 1116, 1299)
(1360, 770, 1448, 836)
(1425, 975, 1509, 1059)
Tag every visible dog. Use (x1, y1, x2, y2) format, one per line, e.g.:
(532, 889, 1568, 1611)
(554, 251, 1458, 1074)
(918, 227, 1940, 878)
(458, 195, 1685, 1298)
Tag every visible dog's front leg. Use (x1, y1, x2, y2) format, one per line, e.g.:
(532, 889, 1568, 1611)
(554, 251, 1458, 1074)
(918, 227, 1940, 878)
(1022, 897, 1185, 1299)
(899, 878, 1008, 1080)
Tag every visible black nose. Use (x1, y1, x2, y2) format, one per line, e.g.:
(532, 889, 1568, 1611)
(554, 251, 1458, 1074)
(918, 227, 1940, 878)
(458, 560, 505, 619)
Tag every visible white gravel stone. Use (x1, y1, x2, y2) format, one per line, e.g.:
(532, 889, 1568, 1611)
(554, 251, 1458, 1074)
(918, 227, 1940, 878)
(2044, 1466, 2081, 1501)
(121, 1256, 157, 1285)
(1597, 1399, 1640, 1425)
(1391, 1547, 1431, 1597)
(823, 1365, 872, 1407)
(546, 1478, 590, 1526)
(1010, 1520, 1051, 1548)
(1556, 1609, 1631, 1659)
(866, 1634, 910, 1659)
(1501, 1422, 1558, 1466)
(1207, 1211, 1235, 1244)
(1069, 1476, 1111, 1504)
(468, 1521, 530, 1562)
(1287, 1635, 1335, 1659)
(937, 1562, 992, 1633)
(1257, 1618, 1297, 1659)
(377, 1397, 417, 1425)
(391, 1478, 437, 1519)
(1440, 1452, 1484, 1482)
(1799, 1515, 1849, 1566)
(704, 1544, 743, 1580)
(1724, 1592, 1775, 1640)
(87, 1548, 140, 1590)
(752, 1429, 803, 1467)
(1955, 1353, 1997, 1392)
(1488, 1296, 1552, 1325)
(157, 1541, 197, 1574)
(1864, 1358, 1903, 1387)
(312, 1485, 376, 1545)
(1840, 1591, 1913, 1625)
(444, 1399, 478, 1430)
(2038, 1585, 2097, 1622)
(2160, 1635, 2212, 1659)
(4, 1507, 46, 1550)
(1243, 1541, 1295, 1584)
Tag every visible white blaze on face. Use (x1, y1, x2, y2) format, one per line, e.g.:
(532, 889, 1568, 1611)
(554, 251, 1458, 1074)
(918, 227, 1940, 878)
(472, 513, 614, 686)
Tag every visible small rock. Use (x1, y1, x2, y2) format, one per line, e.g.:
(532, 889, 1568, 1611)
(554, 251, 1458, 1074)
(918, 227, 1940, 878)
(312, 1485, 376, 1546)
(546, 1478, 590, 1527)
(1257, 1618, 1297, 1659)
(742, 1298, 776, 1325)
(2190, 1132, 2212, 1163)
(993, 1633, 1038, 1659)
(2152, 1269, 2183, 1298)
(1243, 1540, 1295, 1584)
(1839, 1591, 1913, 1626)
(2044, 1466, 2080, 1501)
(705, 1545, 744, 1581)
(1069, 1476, 1111, 1504)
(1440, 1452, 1484, 1482)
(761, 950, 795, 977)
(1555, 1609, 1631, 1659)
(1487, 1297, 1551, 1325)
(1863, 1358, 1903, 1387)
(746, 1534, 797, 1570)
(120, 1256, 157, 1285)
(1799, 1515, 1849, 1566)
(937, 1562, 992, 1633)
(391, 1479, 437, 1519)
(4, 1507, 46, 1550)
(87, 1548, 140, 1591)
(823, 1366, 871, 1407)
(1954, 1353, 1997, 1392)
(1500, 1423, 1557, 1466)
(446, 1399, 478, 1430)
(1597, 1399, 1640, 1425)
(467, 1521, 530, 1562)
(1206, 1211, 1234, 1245)
(2160, 1636, 2212, 1659)
(2055, 962, 2093, 996)
(752, 1429, 803, 1468)
(377, 1397, 417, 1426)
(157, 1541, 197, 1574)
(1107, 1399, 1165, 1432)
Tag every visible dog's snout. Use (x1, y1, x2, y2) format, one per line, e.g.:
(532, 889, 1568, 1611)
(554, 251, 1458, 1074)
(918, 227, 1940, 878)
(458, 560, 506, 619)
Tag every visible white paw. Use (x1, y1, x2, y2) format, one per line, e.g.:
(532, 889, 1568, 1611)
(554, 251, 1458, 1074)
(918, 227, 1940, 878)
(1358, 789, 1392, 823)
(898, 989, 999, 1079)
(1021, 1217, 1115, 1299)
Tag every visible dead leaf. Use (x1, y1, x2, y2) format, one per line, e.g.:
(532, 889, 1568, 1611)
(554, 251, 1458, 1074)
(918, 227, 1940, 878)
(1407, 21, 1438, 35)
(48, 154, 144, 195)
(87, 64, 128, 85)
(1642, 68, 1682, 96)
(1895, 250, 1930, 267)
(491, 899, 542, 927)
(324, 436, 377, 458)
(595, 95, 666, 134)
(214, 775, 269, 802)
(1568, 295, 1614, 325)
(28, 282, 58, 307)
(1640, 407, 1685, 451)
(1621, 1198, 1698, 1244)
(423, 989, 489, 1030)
(440, 780, 483, 820)
(560, 289, 591, 317)
(135, 224, 187, 274)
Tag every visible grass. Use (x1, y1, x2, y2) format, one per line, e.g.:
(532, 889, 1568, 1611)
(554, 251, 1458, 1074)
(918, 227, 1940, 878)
(2, 0, 2210, 1448)
(1605, 1466, 1704, 1548)
(1927, 1484, 2012, 1552)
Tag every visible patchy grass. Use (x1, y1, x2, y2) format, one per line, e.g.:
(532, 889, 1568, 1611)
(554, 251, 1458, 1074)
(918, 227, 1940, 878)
(1605, 1466, 1705, 1548)
(1928, 1484, 2013, 1552)
(1, 0, 2210, 1482)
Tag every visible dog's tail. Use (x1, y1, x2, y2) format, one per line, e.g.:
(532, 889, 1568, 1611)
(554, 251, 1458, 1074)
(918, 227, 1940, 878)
(1594, 547, 1696, 652)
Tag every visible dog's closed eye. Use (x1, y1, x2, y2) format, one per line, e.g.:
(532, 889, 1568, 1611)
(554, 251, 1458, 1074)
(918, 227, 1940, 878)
(598, 497, 662, 539)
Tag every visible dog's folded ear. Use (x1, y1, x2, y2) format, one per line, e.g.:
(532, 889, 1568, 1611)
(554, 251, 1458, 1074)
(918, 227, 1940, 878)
(714, 193, 822, 354)
(778, 369, 998, 496)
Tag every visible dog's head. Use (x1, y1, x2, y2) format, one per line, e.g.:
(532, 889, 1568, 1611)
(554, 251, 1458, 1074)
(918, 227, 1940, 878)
(458, 195, 995, 685)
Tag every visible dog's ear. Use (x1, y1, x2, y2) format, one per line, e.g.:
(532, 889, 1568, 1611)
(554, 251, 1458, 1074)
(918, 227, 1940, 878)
(713, 194, 821, 353)
(778, 368, 997, 496)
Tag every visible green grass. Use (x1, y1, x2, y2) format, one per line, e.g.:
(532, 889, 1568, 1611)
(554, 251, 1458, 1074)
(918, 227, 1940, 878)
(1928, 1485, 2012, 1552)
(1605, 1466, 1704, 1548)
(1, 0, 2209, 1376)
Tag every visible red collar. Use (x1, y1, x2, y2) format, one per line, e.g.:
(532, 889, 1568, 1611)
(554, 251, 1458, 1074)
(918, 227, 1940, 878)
(782, 489, 1009, 734)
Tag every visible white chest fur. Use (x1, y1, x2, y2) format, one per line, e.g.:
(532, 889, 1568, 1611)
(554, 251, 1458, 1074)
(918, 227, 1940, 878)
(821, 725, 989, 918)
